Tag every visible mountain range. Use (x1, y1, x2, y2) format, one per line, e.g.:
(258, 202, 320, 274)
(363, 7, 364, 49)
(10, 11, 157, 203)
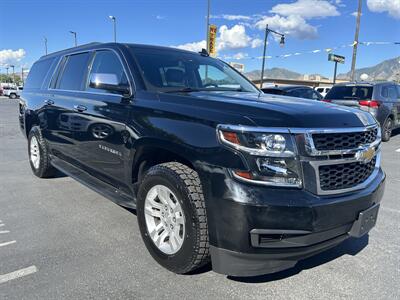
(244, 56, 400, 82)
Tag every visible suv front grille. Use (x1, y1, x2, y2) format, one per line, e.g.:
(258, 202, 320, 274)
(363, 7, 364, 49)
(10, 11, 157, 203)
(312, 128, 378, 151)
(319, 158, 376, 191)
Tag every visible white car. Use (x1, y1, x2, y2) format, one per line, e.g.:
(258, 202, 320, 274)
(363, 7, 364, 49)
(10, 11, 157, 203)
(3, 86, 23, 99)
(315, 86, 331, 98)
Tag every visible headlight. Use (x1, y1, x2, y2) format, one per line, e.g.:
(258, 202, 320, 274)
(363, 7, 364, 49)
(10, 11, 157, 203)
(217, 125, 302, 187)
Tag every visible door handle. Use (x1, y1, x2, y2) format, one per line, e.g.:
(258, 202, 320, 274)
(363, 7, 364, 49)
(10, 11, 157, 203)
(73, 105, 87, 112)
(44, 99, 54, 105)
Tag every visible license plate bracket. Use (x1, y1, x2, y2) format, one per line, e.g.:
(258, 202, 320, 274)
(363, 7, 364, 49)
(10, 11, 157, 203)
(348, 204, 380, 238)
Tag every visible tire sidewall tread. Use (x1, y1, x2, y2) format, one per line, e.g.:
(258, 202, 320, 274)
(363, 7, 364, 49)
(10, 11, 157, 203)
(137, 162, 210, 274)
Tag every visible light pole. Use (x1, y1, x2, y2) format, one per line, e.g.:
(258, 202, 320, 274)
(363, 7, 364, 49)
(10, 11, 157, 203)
(6, 67, 9, 83)
(260, 24, 285, 88)
(10, 65, 15, 85)
(44, 37, 48, 55)
(350, 0, 362, 81)
(69, 31, 77, 47)
(109, 16, 117, 42)
(206, 0, 210, 52)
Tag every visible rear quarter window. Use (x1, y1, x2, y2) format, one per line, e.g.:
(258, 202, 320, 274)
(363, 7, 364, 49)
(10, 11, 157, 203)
(57, 52, 91, 91)
(24, 58, 55, 89)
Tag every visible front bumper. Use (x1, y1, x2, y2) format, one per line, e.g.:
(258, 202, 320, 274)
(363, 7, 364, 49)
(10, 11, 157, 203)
(199, 166, 385, 277)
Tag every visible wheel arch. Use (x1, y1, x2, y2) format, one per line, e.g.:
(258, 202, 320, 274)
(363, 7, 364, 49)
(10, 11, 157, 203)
(131, 140, 196, 184)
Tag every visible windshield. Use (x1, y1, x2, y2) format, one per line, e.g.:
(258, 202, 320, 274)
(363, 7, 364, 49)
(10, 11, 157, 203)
(129, 47, 259, 93)
(326, 85, 373, 100)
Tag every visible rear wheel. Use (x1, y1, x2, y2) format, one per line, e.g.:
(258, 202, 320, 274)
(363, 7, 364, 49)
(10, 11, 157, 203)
(382, 117, 393, 142)
(9, 93, 17, 99)
(28, 126, 55, 178)
(137, 162, 210, 274)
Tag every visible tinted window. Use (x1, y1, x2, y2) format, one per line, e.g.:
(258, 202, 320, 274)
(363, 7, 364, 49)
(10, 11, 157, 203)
(24, 58, 54, 89)
(262, 88, 285, 95)
(86, 50, 128, 93)
(57, 52, 91, 91)
(388, 86, 398, 99)
(316, 88, 323, 93)
(325, 86, 373, 100)
(130, 47, 258, 93)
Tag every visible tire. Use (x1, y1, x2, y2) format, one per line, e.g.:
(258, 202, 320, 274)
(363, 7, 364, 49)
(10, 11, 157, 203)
(137, 162, 210, 274)
(382, 117, 393, 142)
(9, 93, 17, 99)
(28, 126, 55, 178)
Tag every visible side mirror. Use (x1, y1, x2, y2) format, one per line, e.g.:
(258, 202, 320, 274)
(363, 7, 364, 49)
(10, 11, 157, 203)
(89, 73, 130, 95)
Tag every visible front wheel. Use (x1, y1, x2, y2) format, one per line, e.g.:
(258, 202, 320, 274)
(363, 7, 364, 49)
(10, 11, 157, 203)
(9, 93, 17, 99)
(382, 118, 393, 142)
(137, 162, 210, 274)
(28, 126, 55, 178)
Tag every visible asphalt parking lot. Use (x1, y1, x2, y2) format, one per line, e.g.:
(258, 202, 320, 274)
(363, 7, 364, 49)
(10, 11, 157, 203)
(0, 96, 399, 299)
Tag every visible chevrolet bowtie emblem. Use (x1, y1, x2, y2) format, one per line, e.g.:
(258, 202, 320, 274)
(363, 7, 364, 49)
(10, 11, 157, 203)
(355, 146, 376, 164)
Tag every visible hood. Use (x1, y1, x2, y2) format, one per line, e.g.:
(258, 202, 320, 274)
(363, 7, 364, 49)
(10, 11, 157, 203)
(158, 91, 377, 128)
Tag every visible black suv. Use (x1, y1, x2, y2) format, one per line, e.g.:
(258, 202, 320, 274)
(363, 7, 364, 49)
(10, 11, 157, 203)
(325, 82, 400, 141)
(262, 85, 323, 100)
(19, 43, 385, 277)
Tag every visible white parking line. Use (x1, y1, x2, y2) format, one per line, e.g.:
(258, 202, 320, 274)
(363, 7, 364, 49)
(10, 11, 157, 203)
(396, 148, 400, 153)
(0, 231, 10, 234)
(0, 266, 38, 284)
(0, 224, 4, 227)
(0, 241, 16, 248)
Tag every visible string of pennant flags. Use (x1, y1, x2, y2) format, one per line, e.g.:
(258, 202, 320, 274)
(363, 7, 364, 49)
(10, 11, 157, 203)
(220, 41, 400, 61)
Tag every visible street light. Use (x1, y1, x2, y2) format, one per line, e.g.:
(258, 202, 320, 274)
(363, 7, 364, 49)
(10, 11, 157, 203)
(109, 15, 117, 42)
(10, 65, 15, 84)
(44, 37, 48, 55)
(260, 24, 285, 88)
(69, 31, 77, 47)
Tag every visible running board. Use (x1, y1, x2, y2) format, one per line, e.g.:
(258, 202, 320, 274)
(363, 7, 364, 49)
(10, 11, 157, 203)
(50, 156, 136, 209)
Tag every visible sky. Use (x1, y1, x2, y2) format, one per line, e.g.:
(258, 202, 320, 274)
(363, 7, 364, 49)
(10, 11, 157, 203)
(0, 0, 399, 78)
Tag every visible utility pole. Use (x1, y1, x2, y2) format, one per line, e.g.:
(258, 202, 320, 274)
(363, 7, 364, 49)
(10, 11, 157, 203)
(69, 31, 77, 47)
(10, 65, 15, 85)
(333, 61, 338, 84)
(44, 37, 48, 55)
(109, 16, 117, 42)
(6, 67, 9, 83)
(260, 24, 285, 88)
(206, 0, 210, 52)
(350, 0, 362, 81)
(21, 67, 25, 85)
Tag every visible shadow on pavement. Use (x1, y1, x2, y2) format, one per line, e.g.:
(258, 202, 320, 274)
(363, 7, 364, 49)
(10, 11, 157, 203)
(227, 235, 369, 283)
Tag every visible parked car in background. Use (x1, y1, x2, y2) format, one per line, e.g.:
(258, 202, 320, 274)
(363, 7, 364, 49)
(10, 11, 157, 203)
(3, 86, 23, 99)
(315, 86, 331, 97)
(324, 82, 400, 141)
(262, 85, 323, 100)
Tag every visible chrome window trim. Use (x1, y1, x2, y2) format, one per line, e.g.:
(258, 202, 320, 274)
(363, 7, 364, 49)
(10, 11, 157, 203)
(309, 150, 381, 196)
(47, 47, 135, 97)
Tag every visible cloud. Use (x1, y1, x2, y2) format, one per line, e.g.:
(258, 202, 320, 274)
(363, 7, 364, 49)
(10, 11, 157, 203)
(270, 0, 340, 19)
(211, 14, 251, 21)
(175, 40, 206, 52)
(174, 25, 263, 53)
(217, 24, 252, 51)
(232, 52, 248, 60)
(255, 15, 318, 39)
(0, 49, 26, 67)
(155, 15, 166, 20)
(367, 0, 400, 19)
(251, 38, 263, 48)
